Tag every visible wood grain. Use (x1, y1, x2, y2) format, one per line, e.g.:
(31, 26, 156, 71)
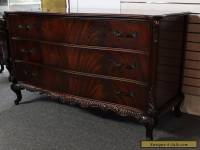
(8, 14, 151, 51)
(15, 61, 148, 111)
(13, 39, 149, 82)
(6, 11, 187, 139)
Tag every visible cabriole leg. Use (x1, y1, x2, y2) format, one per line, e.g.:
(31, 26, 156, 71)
(0, 64, 4, 73)
(173, 93, 184, 117)
(145, 123, 154, 140)
(143, 117, 155, 140)
(11, 83, 22, 105)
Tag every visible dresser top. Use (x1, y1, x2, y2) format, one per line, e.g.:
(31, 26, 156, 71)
(4, 9, 188, 19)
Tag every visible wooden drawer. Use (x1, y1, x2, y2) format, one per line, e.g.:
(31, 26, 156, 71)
(9, 14, 151, 51)
(13, 39, 149, 82)
(14, 62, 148, 111)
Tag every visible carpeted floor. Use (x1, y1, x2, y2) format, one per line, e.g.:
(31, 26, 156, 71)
(0, 70, 200, 150)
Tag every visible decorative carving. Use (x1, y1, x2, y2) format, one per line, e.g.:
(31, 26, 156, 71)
(154, 20, 160, 25)
(0, 64, 4, 73)
(153, 19, 160, 43)
(11, 83, 23, 105)
(173, 93, 184, 117)
(6, 11, 187, 141)
(15, 83, 154, 126)
(147, 86, 156, 117)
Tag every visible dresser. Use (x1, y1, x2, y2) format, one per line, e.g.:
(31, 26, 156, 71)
(5, 11, 187, 140)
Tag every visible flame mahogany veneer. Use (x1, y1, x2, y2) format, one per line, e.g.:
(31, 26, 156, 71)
(5, 11, 187, 140)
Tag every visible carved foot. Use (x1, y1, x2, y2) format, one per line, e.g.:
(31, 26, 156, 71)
(142, 116, 155, 140)
(145, 123, 154, 140)
(0, 64, 4, 73)
(11, 83, 22, 105)
(173, 106, 182, 117)
(173, 93, 184, 117)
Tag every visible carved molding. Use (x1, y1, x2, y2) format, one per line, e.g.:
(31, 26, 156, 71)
(17, 83, 154, 125)
(153, 19, 160, 43)
(147, 85, 157, 117)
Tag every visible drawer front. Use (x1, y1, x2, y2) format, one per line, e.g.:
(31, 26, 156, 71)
(13, 40, 149, 82)
(9, 14, 151, 51)
(14, 62, 148, 111)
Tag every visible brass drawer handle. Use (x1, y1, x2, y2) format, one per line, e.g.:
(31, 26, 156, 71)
(31, 72, 38, 78)
(113, 30, 138, 38)
(17, 24, 32, 30)
(17, 24, 24, 29)
(127, 61, 138, 70)
(29, 49, 35, 53)
(109, 59, 138, 70)
(20, 49, 26, 53)
(20, 49, 35, 54)
(23, 71, 38, 78)
(113, 31, 123, 38)
(26, 25, 32, 30)
(108, 59, 122, 68)
(113, 62, 122, 68)
(115, 90, 134, 98)
(23, 70, 28, 75)
(131, 32, 138, 38)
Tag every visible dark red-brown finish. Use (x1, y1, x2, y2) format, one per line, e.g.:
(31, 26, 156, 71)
(15, 61, 148, 111)
(155, 15, 186, 108)
(12, 39, 149, 82)
(8, 14, 151, 51)
(5, 11, 187, 140)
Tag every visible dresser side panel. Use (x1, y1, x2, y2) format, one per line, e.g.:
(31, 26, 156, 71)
(155, 15, 186, 109)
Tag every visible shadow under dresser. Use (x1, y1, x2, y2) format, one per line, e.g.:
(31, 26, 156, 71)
(4, 11, 188, 140)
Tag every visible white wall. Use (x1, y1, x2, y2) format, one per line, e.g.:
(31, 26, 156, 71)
(0, 0, 41, 11)
(70, 0, 120, 13)
(70, 0, 78, 12)
(121, 0, 200, 13)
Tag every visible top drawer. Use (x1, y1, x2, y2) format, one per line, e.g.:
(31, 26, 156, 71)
(8, 14, 151, 51)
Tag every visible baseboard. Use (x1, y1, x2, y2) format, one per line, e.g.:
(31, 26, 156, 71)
(181, 94, 200, 116)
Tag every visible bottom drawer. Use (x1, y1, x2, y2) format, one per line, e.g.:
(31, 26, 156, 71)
(14, 62, 148, 111)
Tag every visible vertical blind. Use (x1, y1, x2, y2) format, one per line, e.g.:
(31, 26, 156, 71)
(0, 0, 7, 5)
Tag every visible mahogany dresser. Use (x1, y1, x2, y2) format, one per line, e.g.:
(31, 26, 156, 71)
(5, 11, 187, 140)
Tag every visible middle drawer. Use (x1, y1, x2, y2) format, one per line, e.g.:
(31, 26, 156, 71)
(13, 39, 149, 82)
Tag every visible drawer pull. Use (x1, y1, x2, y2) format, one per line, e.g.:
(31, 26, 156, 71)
(26, 25, 32, 30)
(29, 49, 35, 53)
(128, 61, 138, 70)
(20, 49, 26, 53)
(131, 32, 138, 38)
(17, 24, 24, 29)
(109, 59, 122, 68)
(17, 24, 32, 30)
(115, 90, 134, 98)
(113, 62, 122, 68)
(23, 71, 38, 79)
(20, 49, 35, 53)
(23, 70, 28, 75)
(113, 30, 138, 38)
(31, 72, 38, 78)
(113, 31, 123, 38)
